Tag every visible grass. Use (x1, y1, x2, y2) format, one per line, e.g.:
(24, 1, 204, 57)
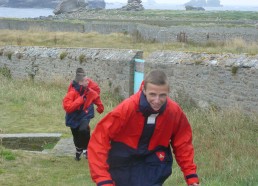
(55, 9, 258, 23)
(0, 30, 258, 57)
(0, 76, 257, 185)
(0, 149, 93, 186)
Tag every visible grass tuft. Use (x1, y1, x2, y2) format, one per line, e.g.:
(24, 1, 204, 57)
(0, 148, 16, 160)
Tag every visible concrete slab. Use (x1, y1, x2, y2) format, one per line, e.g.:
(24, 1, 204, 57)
(48, 137, 75, 157)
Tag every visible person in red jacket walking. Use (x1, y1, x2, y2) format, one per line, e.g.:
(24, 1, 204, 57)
(63, 68, 104, 161)
(87, 69, 199, 186)
(67, 68, 101, 95)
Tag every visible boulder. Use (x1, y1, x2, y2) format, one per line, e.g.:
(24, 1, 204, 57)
(121, 0, 144, 11)
(53, 0, 87, 15)
(185, 5, 205, 11)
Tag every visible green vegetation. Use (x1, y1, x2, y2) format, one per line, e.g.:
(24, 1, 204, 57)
(43, 143, 57, 150)
(7, 52, 12, 60)
(60, 51, 68, 60)
(0, 66, 12, 79)
(79, 54, 86, 64)
(0, 76, 257, 185)
(2, 9, 258, 23)
(0, 30, 258, 57)
(231, 66, 238, 75)
(60, 9, 258, 24)
(0, 148, 16, 161)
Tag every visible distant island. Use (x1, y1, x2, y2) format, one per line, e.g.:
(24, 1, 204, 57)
(185, 0, 222, 7)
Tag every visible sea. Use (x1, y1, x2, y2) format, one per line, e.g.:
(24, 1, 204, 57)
(0, 3, 257, 19)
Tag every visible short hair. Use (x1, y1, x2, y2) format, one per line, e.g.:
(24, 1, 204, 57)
(74, 68, 86, 83)
(144, 69, 168, 89)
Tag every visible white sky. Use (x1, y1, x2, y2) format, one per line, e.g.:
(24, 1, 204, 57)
(106, 0, 258, 6)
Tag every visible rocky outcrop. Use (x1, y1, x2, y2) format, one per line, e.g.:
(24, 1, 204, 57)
(53, 0, 87, 15)
(185, 5, 205, 11)
(185, 0, 222, 7)
(121, 0, 144, 11)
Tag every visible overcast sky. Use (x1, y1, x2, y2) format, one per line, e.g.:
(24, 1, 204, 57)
(106, 0, 258, 6)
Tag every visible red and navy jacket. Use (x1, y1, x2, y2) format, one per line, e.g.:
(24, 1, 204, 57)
(88, 90, 199, 186)
(63, 81, 104, 128)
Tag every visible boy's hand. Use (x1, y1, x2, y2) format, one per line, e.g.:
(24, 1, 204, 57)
(96, 106, 104, 114)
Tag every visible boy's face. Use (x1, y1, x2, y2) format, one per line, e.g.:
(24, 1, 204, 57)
(79, 77, 88, 87)
(143, 83, 169, 111)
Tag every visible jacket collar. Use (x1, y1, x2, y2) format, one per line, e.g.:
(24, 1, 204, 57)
(139, 91, 166, 117)
(72, 80, 86, 93)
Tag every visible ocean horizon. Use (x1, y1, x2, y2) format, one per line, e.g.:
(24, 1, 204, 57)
(0, 3, 258, 19)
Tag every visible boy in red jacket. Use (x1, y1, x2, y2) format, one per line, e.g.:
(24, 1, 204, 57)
(63, 68, 104, 161)
(88, 70, 199, 186)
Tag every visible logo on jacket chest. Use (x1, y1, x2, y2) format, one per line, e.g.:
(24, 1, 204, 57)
(156, 151, 165, 161)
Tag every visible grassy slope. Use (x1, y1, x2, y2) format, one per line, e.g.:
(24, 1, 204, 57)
(0, 76, 257, 185)
(1, 30, 258, 57)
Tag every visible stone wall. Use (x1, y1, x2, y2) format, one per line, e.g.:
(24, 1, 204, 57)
(0, 133, 62, 151)
(1, 46, 258, 113)
(0, 46, 143, 98)
(84, 21, 258, 43)
(145, 51, 258, 113)
(136, 24, 258, 43)
(0, 19, 257, 43)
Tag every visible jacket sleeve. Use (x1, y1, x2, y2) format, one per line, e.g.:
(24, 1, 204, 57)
(170, 111, 199, 185)
(88, 89, 104, 113)
(88, 78, 101, 95)
(62, 91, 84, 113)
(87, 109, 124, 185)
(93, 94, 104, 113)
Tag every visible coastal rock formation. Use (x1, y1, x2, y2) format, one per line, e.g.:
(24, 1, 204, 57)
(185, 0, 222, 7)
(185, 5, 205, 11)
(121, 0, 144, 11)
(53, 0, 87, 15)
